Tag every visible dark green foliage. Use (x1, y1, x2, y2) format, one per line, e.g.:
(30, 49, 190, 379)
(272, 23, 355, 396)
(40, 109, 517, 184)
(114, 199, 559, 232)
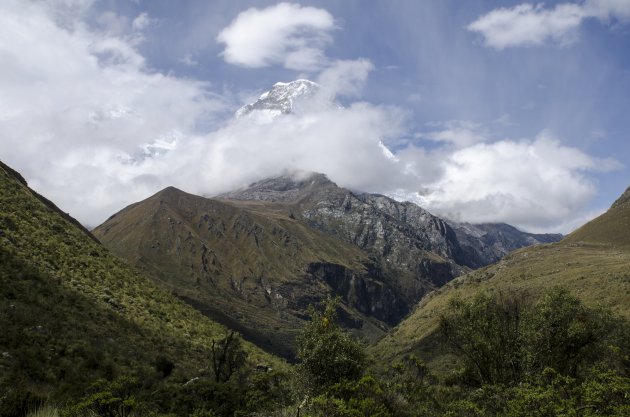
(430, 288, 630, 415)
(296, 298, 366, 393)
(439, 291, 528, 385)
(155, 356, 175, 378)
(525, 288, 612, 377)
(439, 288, 618, 386)
(307, 376, 393, 417)
(150, 368, 293, 417)
(62, 376, 140, 417)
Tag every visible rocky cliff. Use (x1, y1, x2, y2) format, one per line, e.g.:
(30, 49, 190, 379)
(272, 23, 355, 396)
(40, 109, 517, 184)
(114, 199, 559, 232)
(221, 172, 561, 299)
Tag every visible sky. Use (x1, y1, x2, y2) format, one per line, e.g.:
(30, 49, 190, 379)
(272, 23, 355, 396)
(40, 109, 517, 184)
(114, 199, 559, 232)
(1, 0, 629, 233)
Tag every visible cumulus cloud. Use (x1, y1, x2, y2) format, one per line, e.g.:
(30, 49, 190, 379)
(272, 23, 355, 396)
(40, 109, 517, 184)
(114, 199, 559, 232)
(0, 0, 618, 234)
(405, 131, 620, 232)
(468, 0, 630, 49)
(0, 0, 227, 224)
(216, 2, 335, 70)
(0, 0, 402, 227)
(180, 103, 408, 197)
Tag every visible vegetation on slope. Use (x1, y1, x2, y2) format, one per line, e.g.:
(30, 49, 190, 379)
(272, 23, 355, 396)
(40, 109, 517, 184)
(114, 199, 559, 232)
(564, 185, 630, 248)
(259, 295, 629, 416)
(372, 185, 630, 372)
(0, 161, 285, 416)
(3, 154, 629, 416)
(93, 186, 408, 359)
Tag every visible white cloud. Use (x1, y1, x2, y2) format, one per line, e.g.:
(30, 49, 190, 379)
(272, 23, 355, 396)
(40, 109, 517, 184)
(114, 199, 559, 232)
(467, 3, 585, 49)
(0, 0, 401, 227)
(179, 103, 408, 198)
(131, 12, 154, 31)
(419, 120, 487, 148)
(405, 131, 620, 231)
(585, 0, 630, 21)
(468, 1, 630, 49)
(216, 2, 335, 71)
(316, 59, 374, 98)
(0, 0, 227, 225)
(0, 0, 618, 235)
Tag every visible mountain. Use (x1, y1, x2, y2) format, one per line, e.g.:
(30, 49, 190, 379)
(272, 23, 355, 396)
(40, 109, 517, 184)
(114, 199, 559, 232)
(563, 185, 630, 248)
(235, 79, 322, 120)
(222, 172, 561, 295)
(94, 171, 561, 359)
(93, 185, 409, 359)
(448, 221, 563, 269)
(0, 160, 282, 408)
(371, 184, 630, 372)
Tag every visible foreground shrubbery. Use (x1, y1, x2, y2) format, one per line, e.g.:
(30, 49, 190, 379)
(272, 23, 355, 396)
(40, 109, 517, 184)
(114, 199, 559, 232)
(294, 291, 630, 416)
(16, 290, 630, 416)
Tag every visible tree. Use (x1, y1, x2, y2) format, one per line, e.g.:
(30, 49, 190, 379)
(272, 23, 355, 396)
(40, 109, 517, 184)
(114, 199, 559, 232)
(210, 331, 246, 383)
(296, 298, 366, 394)
(439, 288, 618, 386)
(439, 291, 528, 385)
(524, 288, 610, 377)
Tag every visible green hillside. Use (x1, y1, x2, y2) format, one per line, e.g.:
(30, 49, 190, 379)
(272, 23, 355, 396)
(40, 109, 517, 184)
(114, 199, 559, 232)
(371, 188, 630, 370)
(0, 161, 284, 415)
(93, 187, 408, 359)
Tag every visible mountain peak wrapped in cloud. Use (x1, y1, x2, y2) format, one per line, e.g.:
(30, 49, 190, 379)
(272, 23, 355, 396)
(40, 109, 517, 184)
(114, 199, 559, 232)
(235, 79, 322, 119)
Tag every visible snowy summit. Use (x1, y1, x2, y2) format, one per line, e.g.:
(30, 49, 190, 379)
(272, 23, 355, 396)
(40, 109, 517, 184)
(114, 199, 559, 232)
(235, 79, 321, 120)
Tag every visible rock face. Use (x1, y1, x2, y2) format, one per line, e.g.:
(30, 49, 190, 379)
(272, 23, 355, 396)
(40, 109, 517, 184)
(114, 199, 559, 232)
(221, 172, 561, 300)
(448, 222, 563, 269)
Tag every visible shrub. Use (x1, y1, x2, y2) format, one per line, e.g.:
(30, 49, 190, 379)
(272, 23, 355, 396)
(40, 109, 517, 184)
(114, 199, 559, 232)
(296, 298, 366, 394)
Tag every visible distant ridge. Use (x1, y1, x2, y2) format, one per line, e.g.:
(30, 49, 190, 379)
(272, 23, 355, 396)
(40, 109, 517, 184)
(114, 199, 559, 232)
(219, 171, 337, 203)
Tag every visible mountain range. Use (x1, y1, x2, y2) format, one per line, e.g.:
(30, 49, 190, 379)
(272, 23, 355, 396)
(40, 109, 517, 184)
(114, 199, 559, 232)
(94, 171, 561, 359)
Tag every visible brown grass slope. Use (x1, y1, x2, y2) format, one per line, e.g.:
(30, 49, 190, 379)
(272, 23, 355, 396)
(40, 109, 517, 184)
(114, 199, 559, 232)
(93, 187, 409, 359)
(371, 186, 630, 370)
(0, 160, 283, 402)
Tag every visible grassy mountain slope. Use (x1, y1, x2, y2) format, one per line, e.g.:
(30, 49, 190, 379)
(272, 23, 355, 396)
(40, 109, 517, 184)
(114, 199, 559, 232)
(563, 186, 630, 248)
(371, 187, 630, 371)
(93, 187, 408, 359)
(0, 161, 282, 408)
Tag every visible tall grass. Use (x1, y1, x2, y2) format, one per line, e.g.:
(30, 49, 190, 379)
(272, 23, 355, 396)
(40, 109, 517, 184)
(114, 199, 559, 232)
(26, 405, 58, 417)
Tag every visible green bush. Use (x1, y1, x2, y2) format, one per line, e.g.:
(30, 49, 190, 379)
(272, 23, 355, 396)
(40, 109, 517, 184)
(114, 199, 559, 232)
(439, 288, 619, 385)
(62, 376, 140, 417)
(296, 298, 366, 394)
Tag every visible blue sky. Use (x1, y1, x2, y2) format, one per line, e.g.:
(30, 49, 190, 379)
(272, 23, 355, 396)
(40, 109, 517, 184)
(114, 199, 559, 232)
(1, 0, 629, 232)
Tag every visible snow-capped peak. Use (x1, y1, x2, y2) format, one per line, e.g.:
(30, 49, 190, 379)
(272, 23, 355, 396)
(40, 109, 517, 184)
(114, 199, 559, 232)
(235, 79, 321, 119)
